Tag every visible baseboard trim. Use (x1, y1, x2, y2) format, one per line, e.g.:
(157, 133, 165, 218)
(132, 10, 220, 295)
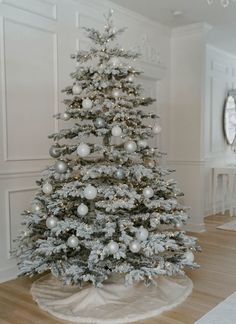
(184, 222, 206, 233)
(0, 266, 17, 283)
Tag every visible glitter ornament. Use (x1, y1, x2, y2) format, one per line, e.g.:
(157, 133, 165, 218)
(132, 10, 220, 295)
(82, 98, 93, 109)
(62, 112, 70, 121)
(124, 140, 137, 153)
(136, 227, 149, 241)
(95, 118, 106, 128)
(42, 182, 53, 194)
(129, 240, 141, 253)
(77, 203, 88, 216)
(72, 84, 82, 95)
(108, 241, 119, 254)
(67, 235, 79, 248)
(31, 201, 43, 214)
(46, 216, 58, 229)
(143, 187, 154, 198)
(115, 168, 125, 179)
(77, 143, 90, 157)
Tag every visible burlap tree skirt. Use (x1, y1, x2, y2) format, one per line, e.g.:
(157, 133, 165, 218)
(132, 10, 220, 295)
(31, 274, 193, 323)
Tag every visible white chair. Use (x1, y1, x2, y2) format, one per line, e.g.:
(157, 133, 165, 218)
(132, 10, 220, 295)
(212, 167, 232, 215)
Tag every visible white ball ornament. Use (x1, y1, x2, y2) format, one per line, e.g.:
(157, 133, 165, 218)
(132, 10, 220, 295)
(184, 251, 194, 263)
(62, 112, 70, 121)
(32, 201, 43, 214)
(46, 216, 58, 229)
(72, 84, 82, 95)
(112, 89, 121, 98)
(67, 235, 79, 248)
(108, 241, 119, 254)
(152, 124, 162, 134)
(111, 125, 122, 137)
(55, 160, 68, 174)
(143, 187, 154, 199)
(129, 240, 141, 253)
(77, 203, 88, 216)
(127, 75, 134, 82)
(84, 185, 97, 200)
(42, 182, 53, 195)
(95, 118, 106, 128)
(136, 227, 149, 241)
(77, 143, 90, 157)
(82, 98, 93, 109)
(137, 140, 147, 149)
(124, 140, 137, 153)
(115, 168, 125, 180)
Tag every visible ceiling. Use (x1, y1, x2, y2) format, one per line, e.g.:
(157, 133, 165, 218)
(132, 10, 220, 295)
(110, 0, 236, 54)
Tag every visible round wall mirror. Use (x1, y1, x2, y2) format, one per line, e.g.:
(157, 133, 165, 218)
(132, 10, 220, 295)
(223, 94, 236, 145)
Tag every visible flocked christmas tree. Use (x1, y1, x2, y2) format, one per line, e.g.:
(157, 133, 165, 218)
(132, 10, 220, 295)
(15, 11, 199, 287)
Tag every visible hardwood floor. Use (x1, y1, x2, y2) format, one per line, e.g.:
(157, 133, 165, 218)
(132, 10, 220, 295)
(0, 214, 235, 324)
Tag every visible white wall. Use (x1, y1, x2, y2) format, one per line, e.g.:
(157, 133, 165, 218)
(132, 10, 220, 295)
(0, 0, 171, 282)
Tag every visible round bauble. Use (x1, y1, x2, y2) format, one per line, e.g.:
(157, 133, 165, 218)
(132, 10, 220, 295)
(82, 98, 93, 109)
(176, 222, 182, 229)
(152, 124, 162, 134)
(108, 241, 119, 254)
(143, 186, 154, 199)
(46, 216, 58, 229)
(136, 227, 149, 241)
(112, 89, 121, 98)
(84, 185, 97, 200)
(42, 182, 53, 195)
(67, 235, 79, 248)
(129, 240, 141, 253)
(77, 203, 88, 216)
(115, 168, 125, 180)
(49, 145, 61, 158)
(110, 57, 120, 67)
(144, 158, 156, 168)
(55, 160, 68, 174)
(32, 201, 43, 214)
(72, 84, 82, 95)
(77, 143, 90, 158)
(124, 140, 137, 153)
(137, 140, 147, 149)
(111, 125, 122, 137)
(62, 112, 70, 121)
(94, 118, 106, 128)
(127, 75, 134, 82)
(184, 251, 194, 263)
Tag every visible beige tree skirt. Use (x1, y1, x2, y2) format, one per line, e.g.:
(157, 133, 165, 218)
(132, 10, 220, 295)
(31, 273, 193, 324)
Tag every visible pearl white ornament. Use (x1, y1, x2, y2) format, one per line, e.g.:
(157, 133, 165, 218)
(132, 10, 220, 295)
(49, 146, 61, 158)
(62, 112, 70, 121)
(184, 251, 194, 263)
(108, 241, 119, 254)
(82, 98, 93, 109)
(95, 118, 106, 128)
(112, 89, 121, 98)
(143, 187, 154, 199)
(46, 216, 58, 229)
(124, 141, 137, 153)
(136, 227, 149, 241)
(42, 182, 53, 194)
(111, 125, 122, 137)
(152, 124, 162, 134)
(115, 168, 125, 179)
(84, 185, 97, 200)
(55, 160, 68, 174)
(77, 203, 88, 216)
(110, 57, 120, 67)
(129, 240, 141, 253)
(137, 140, 147, 149)
(77, 143, 90, 157)
(72, 84, 82, 95)
(67, 235, 79, 248)
(32, 201, 42, 214)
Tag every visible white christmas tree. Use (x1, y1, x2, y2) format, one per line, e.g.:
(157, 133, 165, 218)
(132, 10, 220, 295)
(15, 12, 199, 287)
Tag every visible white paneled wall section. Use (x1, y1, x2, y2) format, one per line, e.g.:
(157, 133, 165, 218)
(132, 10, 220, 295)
(0, 0, 170, 282)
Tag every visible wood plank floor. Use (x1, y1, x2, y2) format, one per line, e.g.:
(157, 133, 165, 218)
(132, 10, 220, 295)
(0, 214, 235, 324)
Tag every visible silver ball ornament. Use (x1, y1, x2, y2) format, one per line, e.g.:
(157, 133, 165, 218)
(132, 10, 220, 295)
(112, 89, 121, 98)
(143, 187, 154, 199)
(137, 140, 147, 149)
(108, 241, 119, 254)
(152, 124, 162, 134)
(42, 182, 53, 194)
(32, 201, 43, 214)
(62, 112, 70, 121)
(77, 203, 88, 216)
(115, 168, 125, 180)
(184, 251, 194, 263)
(72, 84, 82, 95)
(46, 216, 58, 229)
(136, 227, 149, 241)
(55, 160, 68, 174)
(84, 185, 97, 200)
(67, 235, 79, 248)
(94, 118, 106, 128)
(77, 143, 90, 157)
(124, 140, 137, 153)
(129, 240, 141, 253)
(49, 146, 61, 158)
(111, 125, 122, 137)
(82, 98, 93, 109)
